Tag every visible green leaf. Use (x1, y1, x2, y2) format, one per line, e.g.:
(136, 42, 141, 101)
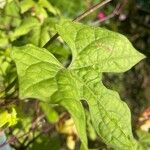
(27, 26, 41, 46)
(56, 20, 145, 149)
(83, 72, 135, 149)
(40, 102, 59, 123)
(12, 44, 88, 149)
(10, 17, 40, 41)
(56, 20, 145, 73)
(3, 0, 21, 27)
(137, 130, 150, 149)
(40, 25, 50, 47)
(0, 31, 9, 48)
(20, 0, 59, 15)
(0, 108, 18, 128)
(11, 44, 63, 101)
(50, 0, 87, 17)
(12, 20, 145, 149)
(19, 0, 35, 13)
(38, 0, 59, 15)
(30, 134, 61, 150)
(48, 41, 70, 63)
(51, 70, 87, 148)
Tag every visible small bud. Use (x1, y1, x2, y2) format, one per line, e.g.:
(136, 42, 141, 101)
(97, 11, 105, 20)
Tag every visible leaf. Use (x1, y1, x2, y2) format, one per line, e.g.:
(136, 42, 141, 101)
(83, 72, 135, 149)
(86, 110, 97, 141)
(137, 130, 150, 148)
(10, 17, 40, 41)
(11, 44, 63, 101)
(20, 0, 58, 15)
(38, 0, 59, 15)
(0, 108, 18, 128)
(50, 0, 87, 17)
(27, 26, 41, 46)
(40, 25, 50, 47)
(51, 70, 87, 148)
(12, 45, 88, 149)
(47, 41, 70, 63)
(40, 102, 59, 123)
(3, 0, 21, 27)
(56, 20, 145, 149)
(0, 31, 9, 49)
(30, 134, 61, 150)
(19, 0, 35, 13)
(56, 20, 145, 73)
(12, 20, 145, 149)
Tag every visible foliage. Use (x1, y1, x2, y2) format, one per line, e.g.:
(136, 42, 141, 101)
(0, 108, 17, 128)
(0, 0, 150, 150)
(12, 19, 144, 149)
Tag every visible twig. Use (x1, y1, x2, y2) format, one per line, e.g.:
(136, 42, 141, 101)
(31, 114, 45, 129)
(43, 0, 112, 48)
(0, 98, 19, 107)
(21, 113, 45, 145)
(73, 0, 112, 22)
(93, 0, 127, 25)
(24, 133, 41, 148)
(0, 113, 45, 149)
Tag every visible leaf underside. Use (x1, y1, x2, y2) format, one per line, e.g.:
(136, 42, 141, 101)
(12, 20, 145, 150)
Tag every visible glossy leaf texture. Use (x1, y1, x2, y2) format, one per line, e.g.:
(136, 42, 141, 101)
(12, 20, 145, 149)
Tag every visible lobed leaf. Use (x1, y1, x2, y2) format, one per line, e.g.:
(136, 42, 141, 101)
(12, 20, 145, 149)
(56, 20, 145, 149)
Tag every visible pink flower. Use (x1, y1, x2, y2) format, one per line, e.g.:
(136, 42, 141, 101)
(97, 11, 105, 20)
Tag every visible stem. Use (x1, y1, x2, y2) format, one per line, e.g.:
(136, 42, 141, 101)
(93, 0, 127, 25)
(73, 0, 112, 22)
(24, 133, 41, 148)
(43, 0, 112, 48)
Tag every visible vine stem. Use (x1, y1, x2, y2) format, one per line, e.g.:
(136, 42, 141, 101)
(72, 0, 112, 22)
(43, 0, 112, 48)
(93, 0, 127, 25)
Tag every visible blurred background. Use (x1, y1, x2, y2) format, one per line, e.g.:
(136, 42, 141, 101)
(0, 0, 150, 149)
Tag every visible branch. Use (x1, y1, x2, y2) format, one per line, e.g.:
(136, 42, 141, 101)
(72, 0, 112, 22)
(93, 0, 127, 25)
(24, 133, 41, 148)
(43, 0, 112, 48)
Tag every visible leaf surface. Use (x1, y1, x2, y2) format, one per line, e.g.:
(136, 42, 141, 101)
(56, 20, 145, 73)
(56, 20, 145, 149)
(11, 45, 88, 149)
(11, 44, 63, 101)
(12, 20, 145, 149)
